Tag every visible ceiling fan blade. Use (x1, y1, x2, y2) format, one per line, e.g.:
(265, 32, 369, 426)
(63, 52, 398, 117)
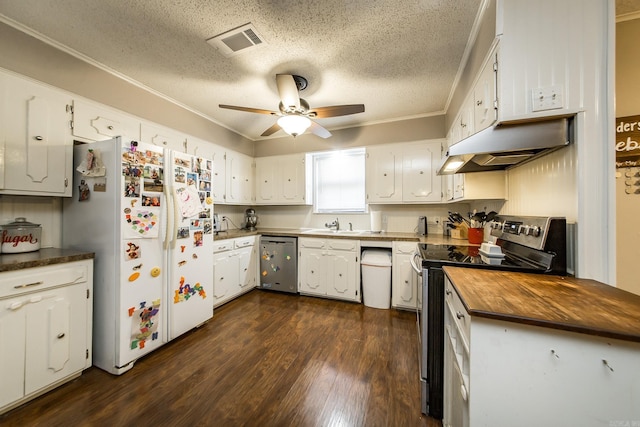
(276, 74, 301, 110)
(309, 104, 365, 118)
(219, 104, 278, 115)
(261, 122, 282, 137)
(309, 121, 332, 139)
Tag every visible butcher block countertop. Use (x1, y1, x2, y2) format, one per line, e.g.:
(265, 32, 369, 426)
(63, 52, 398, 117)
(443, 266, 640, 343)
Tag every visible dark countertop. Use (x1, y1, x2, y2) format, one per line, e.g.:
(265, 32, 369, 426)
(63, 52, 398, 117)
(443, 266, 640, 343)
(0, 248, 95, 272)
(214, 227, 474, 246)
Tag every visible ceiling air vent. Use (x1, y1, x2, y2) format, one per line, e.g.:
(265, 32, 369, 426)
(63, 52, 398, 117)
(206, 23, 266, 57)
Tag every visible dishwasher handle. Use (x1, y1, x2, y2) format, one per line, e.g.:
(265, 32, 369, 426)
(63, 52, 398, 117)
(410, 250, 423, 276)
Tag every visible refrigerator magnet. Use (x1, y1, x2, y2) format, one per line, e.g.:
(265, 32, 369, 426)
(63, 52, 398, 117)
(78, 180, 90, 201)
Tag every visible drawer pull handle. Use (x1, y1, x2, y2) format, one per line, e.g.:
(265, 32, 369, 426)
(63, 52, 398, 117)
(14, 280, 44, 289)
(456, 312, 465, 320)
(107, 125, 114, 130)
(551, 349, 560, 359)
(57, 333, 65, 339)
(602, 359, 614, 372)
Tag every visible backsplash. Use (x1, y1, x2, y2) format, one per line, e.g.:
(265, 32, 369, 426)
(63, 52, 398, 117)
(0, 195, 62, 249)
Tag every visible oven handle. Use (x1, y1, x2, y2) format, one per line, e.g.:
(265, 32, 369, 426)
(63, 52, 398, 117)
(410, 250, 423, 276)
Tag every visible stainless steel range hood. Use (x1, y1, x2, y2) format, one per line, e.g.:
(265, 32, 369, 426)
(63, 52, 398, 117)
(437, 117, 573, 175)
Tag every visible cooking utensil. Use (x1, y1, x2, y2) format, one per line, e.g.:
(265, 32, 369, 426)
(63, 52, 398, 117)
(485, 211, 498, 223)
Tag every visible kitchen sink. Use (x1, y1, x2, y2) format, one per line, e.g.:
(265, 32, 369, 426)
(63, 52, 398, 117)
(301, 229, 365, 235)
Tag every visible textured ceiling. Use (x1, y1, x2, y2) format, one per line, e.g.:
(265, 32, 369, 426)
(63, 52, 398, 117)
(0, 0, 482, 141)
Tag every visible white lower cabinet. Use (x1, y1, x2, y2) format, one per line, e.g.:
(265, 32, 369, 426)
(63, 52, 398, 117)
(443, 277, 640, 427)
(213, 236, 258, 307)
(0, 259, 93, 415)
(391, 242, 421, 310)
(298, 238, 360, 302)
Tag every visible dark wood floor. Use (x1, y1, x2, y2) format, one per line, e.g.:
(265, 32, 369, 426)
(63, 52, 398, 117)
(1, 290, 441, 427)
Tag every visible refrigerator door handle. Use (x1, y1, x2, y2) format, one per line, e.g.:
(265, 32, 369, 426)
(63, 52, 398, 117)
(170, 188, 180, 249)
(163, 176, 172, 250)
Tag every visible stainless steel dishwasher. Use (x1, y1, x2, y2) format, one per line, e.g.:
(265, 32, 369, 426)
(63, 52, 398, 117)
(259, 236, 298, 293)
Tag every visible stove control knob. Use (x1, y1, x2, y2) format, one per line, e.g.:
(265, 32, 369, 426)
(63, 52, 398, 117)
(520, 225, 530, 235)
(530, 226, 541, 237)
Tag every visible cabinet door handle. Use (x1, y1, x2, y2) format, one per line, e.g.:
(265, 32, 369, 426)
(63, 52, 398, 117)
(456, 312, 465, 320)
(107, 125, 114, 130)
(460, 384, 468, 401)
(14, 280, 44, 289)
(445, 289, 452, 295)
(34, 135, 44, 141)
(57, 333, 66, 339)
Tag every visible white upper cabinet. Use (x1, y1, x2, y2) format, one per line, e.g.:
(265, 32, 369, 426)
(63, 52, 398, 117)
(225, 150, 254, 205)
(0, 71, 73, 197)
(495, 0, 597, 121)
(140, 122, 186, 152)
(72, 99, 140, 142)
(473, 53, 498, 132)
(255, 154, 309, 205)
(402, 142, 443, 203)
(449, 50, 498, 146)
(367, 140, 443, 204)
(365, 145, 403, 203)
(448, 170, 506, 202)
(210, 146, 227, 205)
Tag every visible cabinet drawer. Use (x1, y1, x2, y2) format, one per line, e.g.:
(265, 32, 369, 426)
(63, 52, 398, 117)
(445, 279, 470, 347)
(234, 237, 255, 249)
(213, 241, 233, 253)
(299, 238, 325, 249)
(0, 262, 88, 298)
(326, 240, 358, 251)
(393, 241, 417, 254)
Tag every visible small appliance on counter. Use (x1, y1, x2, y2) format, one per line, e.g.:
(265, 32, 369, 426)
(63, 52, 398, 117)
(213, 213, 221, 233)
(244, 209, 258, 230)
(0, 217, 42, 253)
(417, 216, 428, 235)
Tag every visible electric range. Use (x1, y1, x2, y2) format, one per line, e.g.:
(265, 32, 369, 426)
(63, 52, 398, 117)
(418, 215, 567, 419)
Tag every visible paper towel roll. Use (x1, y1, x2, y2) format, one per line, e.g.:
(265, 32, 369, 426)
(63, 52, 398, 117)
(370, 211, 382, 232)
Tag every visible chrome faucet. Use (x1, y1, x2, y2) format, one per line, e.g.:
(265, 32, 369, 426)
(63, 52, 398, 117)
(325, 218, 339, 230)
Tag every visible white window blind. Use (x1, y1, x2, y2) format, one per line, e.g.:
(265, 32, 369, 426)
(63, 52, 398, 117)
(313, 148, 366, 213)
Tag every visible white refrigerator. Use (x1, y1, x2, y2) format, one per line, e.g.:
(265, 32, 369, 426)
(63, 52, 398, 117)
(63, 137, 214, 375)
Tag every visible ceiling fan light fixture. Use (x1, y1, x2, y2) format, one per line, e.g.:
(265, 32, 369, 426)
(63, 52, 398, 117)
(277, 115, 311, 137)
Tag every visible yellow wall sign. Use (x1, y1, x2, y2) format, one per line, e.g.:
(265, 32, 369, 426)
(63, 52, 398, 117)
(616, 115, 640, 168)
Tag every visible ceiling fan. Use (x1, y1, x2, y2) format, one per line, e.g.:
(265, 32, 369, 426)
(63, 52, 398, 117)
(219, 74, 365, 138)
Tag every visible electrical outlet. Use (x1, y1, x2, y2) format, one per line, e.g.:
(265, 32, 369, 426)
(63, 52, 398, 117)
(531, 85, 563, 112)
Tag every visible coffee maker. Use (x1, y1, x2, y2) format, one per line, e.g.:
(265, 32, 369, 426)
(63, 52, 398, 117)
(244, 208, 258, 230)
